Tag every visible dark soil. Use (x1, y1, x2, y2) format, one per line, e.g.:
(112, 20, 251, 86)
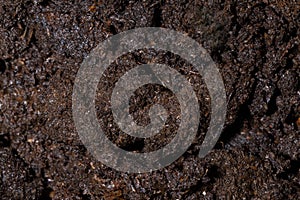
(0, 0, 299, 199)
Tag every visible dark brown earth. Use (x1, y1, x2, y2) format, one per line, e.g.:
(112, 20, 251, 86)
(0, 0, 299, 199)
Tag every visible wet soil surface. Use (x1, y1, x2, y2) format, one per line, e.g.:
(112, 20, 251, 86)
(0, 0, 299, 199)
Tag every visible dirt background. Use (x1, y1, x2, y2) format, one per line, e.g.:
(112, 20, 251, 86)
(0, 0, 299, 199)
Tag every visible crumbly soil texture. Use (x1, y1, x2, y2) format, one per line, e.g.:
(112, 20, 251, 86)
(0, 0, 299, 199)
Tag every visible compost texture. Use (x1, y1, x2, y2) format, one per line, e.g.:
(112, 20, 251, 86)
(0, 0, 299, 199)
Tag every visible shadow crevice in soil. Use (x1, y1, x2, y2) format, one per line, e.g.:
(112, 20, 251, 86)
(0, 133, 11, 147)
(277, 160, 300, 180)
(216, 65, 260, 147)
(216, 102, 251, 148)
(0, 59, 7, 73)
(266, 87, 281, 116)
(151, 1, 164, 27)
